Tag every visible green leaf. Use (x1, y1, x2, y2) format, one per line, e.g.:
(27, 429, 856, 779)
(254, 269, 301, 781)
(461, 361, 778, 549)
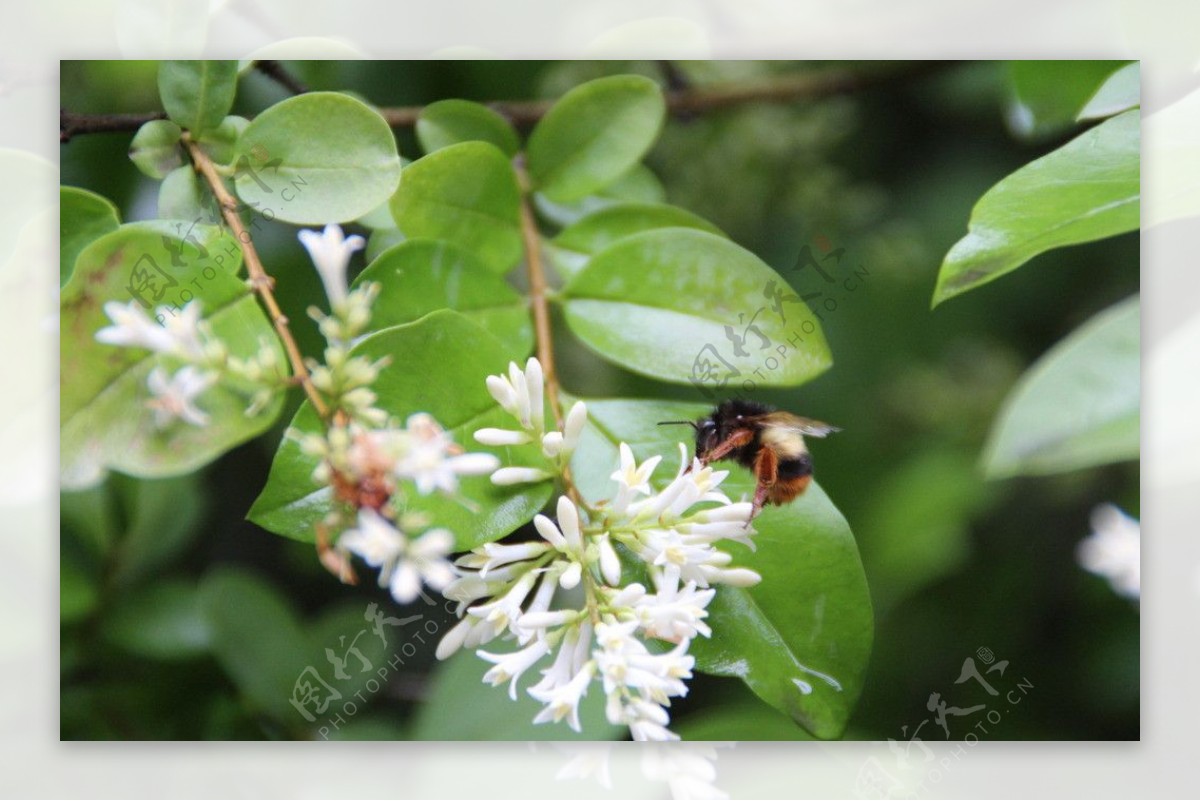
(248, 311, 552, 549)
(562, 229, 831, 387)
(534, 162, 666, 228)
(128, 119, 184, 179)
(353, 240, 533, 358)
(157, 60, 240, 134)
(1006, 60, 1130, 139)
(675, 701, 815, 741)
(527, 75, 666, 203)
(932, 109, 1140, 306)
(1077, 63, 1140, 121)
(366, 227, 406, 262)
(60, 221, 286, 489)
(103, 579, 211, 660)
(983, 295, 1139, 478)
(389, 142, 521, 274)
(196, 114, 250, 165)
(199, 568, 311, 720)
(573, 398, 872, 739)
(60, 186, 120, 288)
(411, 650, 624, 740)
(157, 166, 209, 221)
(234, 92, 402, 225)
(550, 202, 726, 281)
(416, 99, 519, 157)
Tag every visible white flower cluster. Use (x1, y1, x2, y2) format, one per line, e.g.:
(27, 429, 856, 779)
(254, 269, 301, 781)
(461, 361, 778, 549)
(474, 357, 588, 486)
(295, 409, 498, 607)
(290, 225, 504, 604)
(94, 298, 283, 429)
(438, 358, 762, 741)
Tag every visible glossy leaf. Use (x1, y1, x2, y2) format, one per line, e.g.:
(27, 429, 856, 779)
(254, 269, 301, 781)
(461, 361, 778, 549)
(157, 60, 239, 134)
(389, 142, 521, 274)
(366, 227, 406, 262)
(416, 99, 519, 157)
(103, 579, 211, 660)
(549, 202, 725, 281)
(572, 397, 872, 739)
(234, 92, 402, 224)
(527, 75, 666, 202)
(933, 109, 1139, 306)
(60, 186, 120, 287)
(60, 221, 285, 489)
(411, 650, 624, 740)
(562, 229, 831, 387)
(157, 165, 208, 221)
(1006, 60, 1129, 139)
(248, 311, 552, 549)
(1078, 63, 1140, 122)
(352, 239, 533, 357)
(534, 162, 666, 228)
(128, 119, 184, 179)
(196, 114, 250, 165)
(983, 295, 1139, 478)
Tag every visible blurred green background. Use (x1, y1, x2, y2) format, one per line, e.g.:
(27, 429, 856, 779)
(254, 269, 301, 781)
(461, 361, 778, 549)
(59, 60, 1138, 741)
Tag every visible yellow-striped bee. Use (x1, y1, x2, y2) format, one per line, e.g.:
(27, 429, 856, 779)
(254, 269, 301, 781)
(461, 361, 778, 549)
(661, 399, 840, 521)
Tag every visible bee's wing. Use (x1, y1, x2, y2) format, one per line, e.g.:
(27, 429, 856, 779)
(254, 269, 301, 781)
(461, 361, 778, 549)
(761, 411, 842, 438)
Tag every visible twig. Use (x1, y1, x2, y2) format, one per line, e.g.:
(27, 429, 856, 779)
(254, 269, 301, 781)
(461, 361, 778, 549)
(59, 109, 165, 142)
(60, 62, 956, 141)
(515, 157, 585, 506)
(254, 60, 308, 95)
(181, 133, 331, 419)
(514, 157, 563, 429)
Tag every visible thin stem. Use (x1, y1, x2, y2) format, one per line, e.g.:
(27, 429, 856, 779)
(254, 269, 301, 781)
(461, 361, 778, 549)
(254, 60, 309, 95)
(181, 133, 331, 419)
(60, 63, 957, 141)
(515, 156, 586, 507)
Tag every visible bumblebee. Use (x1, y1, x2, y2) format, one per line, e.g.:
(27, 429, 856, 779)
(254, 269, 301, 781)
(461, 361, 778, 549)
(660, 399, 839, 521)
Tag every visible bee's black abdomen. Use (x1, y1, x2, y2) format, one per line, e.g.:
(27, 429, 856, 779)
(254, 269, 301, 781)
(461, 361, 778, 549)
(777, 452, 813, 480)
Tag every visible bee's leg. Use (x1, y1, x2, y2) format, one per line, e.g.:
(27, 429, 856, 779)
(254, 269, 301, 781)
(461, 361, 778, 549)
(748, 447, 779, 527)
(700, 428, 755, 465)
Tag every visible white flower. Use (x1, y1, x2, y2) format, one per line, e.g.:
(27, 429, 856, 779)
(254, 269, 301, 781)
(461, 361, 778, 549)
(531, 659, 595, 732)
(478, 637, 552, 700)
(491, 466, 552, 485)
(96, 300, 205, 358)
(298, 224, 365, 308)
(158, 300, 206, 359)
(593, 620, 693, 741)
(474, 427, 532, 446)
(396, 412, 500, 494)
(145, 365, 216, 428)
(1078, 503, 1140, 599)
(485, 358, 544, 432)
(610, 442, 662, 515)
(563, 401, 588, 454)
(634, 566, 715, 642)
(339, 509, 456, 604)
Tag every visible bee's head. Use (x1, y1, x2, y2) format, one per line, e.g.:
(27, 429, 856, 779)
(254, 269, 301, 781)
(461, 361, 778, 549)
(694, 417, 719, 458)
